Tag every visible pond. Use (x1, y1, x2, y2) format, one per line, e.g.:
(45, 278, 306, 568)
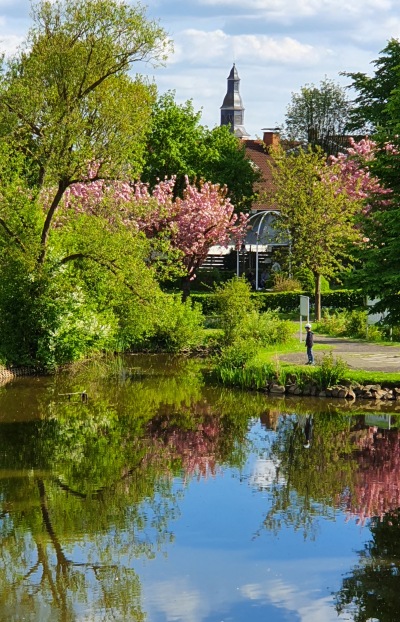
(0, 354, 399, 621)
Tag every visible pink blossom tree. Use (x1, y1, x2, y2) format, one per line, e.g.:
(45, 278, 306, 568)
(328, 137, 392, 214)
(63, 175, 249, 299)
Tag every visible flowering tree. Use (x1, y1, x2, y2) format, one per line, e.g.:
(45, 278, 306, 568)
(65, 175, 249, 300)
(328, 137, 392, 214)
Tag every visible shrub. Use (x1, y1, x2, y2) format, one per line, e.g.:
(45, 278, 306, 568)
(314, 351, 348, 388)
(138, 295, 204, 353)
(214, 277, 258, 344)
(239, 309, 294, 346)
(272, 273, 302, 292)
(344, 309, 368, 339)
(214, 338, 258, 371)
(316, 308, 386, 342)
(191, 289, 365, 315)
(315, 309, 347, 336)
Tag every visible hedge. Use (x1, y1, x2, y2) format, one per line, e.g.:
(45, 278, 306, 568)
(190, 289, 365, 315)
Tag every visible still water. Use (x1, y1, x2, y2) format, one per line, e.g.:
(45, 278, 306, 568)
(0, 354, 399, 622)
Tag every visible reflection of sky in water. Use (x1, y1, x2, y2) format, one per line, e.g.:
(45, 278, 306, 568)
(135, 422, 369, 622)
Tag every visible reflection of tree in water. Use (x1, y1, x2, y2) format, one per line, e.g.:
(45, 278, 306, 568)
(339, 421, 400, 524)
(334, 509, 400, 622)
(258, 413, 358, 539)
(145, 390, 254, 479)
(257, 412, 400, 543)
(0, 360, 264, 621)
(0, 414, 168, 621)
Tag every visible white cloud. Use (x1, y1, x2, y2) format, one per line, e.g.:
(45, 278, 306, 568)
(146, 579, 205, 622)
(142, 550, 355, 622)
(170, 29, 320, 66)
(0, 33, 24, 56)
(201, 0, 393, 17)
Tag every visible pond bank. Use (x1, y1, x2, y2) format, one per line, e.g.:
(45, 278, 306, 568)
(279, 333, 400, 373)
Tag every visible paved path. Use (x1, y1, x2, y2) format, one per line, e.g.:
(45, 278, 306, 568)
(279, 334, 400, 373)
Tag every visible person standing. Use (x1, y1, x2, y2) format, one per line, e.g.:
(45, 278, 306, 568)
(305, 323, 314, 365)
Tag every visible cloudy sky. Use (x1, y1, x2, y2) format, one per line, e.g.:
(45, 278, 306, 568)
(1, 0, 399, 138)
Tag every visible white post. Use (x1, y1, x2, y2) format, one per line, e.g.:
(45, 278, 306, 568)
(299, 295, 309, 343)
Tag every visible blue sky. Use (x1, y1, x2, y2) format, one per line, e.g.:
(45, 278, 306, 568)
(1, 0, 399, 138)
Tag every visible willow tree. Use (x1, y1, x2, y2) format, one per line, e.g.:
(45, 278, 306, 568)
(0, 0, 172, 366)
(269, 146, 362, 320)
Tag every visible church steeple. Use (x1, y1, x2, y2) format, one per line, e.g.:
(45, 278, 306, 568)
(220, 64, 249, 138)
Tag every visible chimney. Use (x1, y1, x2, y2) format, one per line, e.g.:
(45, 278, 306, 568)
(262, 128, 280, 149)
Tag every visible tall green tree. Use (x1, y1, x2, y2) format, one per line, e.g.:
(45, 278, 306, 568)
(141, 91, 260, 211)
(342, 39, 400, 322)
(0, 0, 173, 366)
(284, 77, 351, 155)
(269, 146, 362, 319)
(343, 38, 400, 134)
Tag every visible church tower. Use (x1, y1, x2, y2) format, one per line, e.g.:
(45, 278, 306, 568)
(220, 64, 249, 138)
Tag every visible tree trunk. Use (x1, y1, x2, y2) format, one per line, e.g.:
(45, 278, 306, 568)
(181, 276, 191, 302)
(314, 271, 321, 320)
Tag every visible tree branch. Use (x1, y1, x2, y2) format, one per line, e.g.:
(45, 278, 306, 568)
(59, 253, 149, 303)
(0, 216, 26, 251)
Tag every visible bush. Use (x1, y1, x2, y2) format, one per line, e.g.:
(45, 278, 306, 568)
(315, 309, 348, 336)
(214, 338, 258, 370)
(272, 273, 302, 292)
(314, 351, 348, 388)
(239, 309, 294, 346)
(214, 277, 258, 344)
(316, 308, 384, 341)
(293, 268, 331, 292)
(344, 309, 368, 339)
(139, 294, 204, 353)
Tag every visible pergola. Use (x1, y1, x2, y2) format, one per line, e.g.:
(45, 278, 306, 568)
(236, 210, 290, 290)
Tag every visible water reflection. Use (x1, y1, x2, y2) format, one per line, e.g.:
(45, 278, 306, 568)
(335, 509, 400, 621)
(0, 355, 399, 620)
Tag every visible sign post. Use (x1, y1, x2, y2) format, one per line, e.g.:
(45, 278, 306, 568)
(299, 295, 309, 343)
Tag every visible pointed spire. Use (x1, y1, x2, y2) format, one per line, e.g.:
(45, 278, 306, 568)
(220, 64, 249, 138)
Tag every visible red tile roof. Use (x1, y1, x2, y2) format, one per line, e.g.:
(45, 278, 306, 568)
(244, 139, 278, 211)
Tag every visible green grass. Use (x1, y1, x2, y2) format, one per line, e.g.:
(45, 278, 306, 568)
(203, 326, 400, 388)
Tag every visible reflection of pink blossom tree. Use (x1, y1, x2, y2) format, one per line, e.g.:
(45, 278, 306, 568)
(63, 175, 248, 299)
(147, 415, 225, 480)
(339, 427, 400, 524)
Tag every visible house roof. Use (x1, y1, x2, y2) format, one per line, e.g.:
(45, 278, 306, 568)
(244, 139, 277, 211)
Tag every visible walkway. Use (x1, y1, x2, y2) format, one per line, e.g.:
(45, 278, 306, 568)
(279, 334, 400, 373)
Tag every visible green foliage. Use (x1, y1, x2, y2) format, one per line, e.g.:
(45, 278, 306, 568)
(284, 77, 351, 155)
(316, 308, 384, 341)
(214, 338, 259, 372)
(269, 145, 362, 318)
(344, 38, 400, 133)
(0, 0, 179, 367)
(142, 92, 259, 209)
(213, 277, 258, 344)
(343, 39, 400, 323)
(314, 351, 349, 388)
(272, 273, 302, 292)
(239, 310, 294, 346)
(136, 295, 205, 353)
(191, 289, 365, 315)
(344, 309, 368, 339)
(211, 279, 295, 387)
(294, 267, 330, 292)
(315, 309, 347, 337)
